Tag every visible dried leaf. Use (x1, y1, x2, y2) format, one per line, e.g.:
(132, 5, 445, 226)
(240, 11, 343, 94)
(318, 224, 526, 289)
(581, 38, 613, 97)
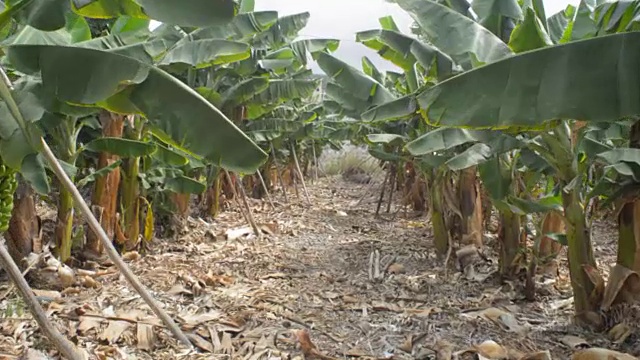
(388, 263, 406, 274)
(294, 329, 336, 360)
(519, 350, 552, 360)
(168, 284, 192, 296)
(571, 347, 637, 360)
(474, 340, 508, 359)
(561, 335, 589, 349)
(77, 316, 103, 335)
(187, 333, 214, 352)
(99, 321, 132, 344)
(434, 340, 454, 360)
(136, 323, 155, 351)
(122, 251, 141, 262)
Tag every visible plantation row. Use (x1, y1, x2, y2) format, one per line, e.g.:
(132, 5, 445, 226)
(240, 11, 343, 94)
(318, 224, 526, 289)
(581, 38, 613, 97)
(0, 0, 640, 356)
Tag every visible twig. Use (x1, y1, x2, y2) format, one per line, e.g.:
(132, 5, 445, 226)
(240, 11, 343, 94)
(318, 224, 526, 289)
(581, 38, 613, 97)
(290, 143, 311, 205)
(373, 249, 381, 281)
(311, 140, 319, 182)
(255, 170, 275, 211)
(270, 143, 289, 203)
(225, 170, 261, 239)
(376, 163, 390, 216)
(0, 238, 86, 360)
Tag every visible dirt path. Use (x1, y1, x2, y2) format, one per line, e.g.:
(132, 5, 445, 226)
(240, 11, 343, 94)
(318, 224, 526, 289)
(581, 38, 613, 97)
(0, 176, 630, 359)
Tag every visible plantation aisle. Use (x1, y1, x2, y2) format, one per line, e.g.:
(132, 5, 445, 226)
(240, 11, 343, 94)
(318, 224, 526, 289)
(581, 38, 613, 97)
(0, 176, 625, 359)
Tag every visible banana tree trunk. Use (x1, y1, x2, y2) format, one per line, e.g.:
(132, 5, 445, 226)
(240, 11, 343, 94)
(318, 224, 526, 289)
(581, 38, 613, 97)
(537, 210, 565, 274)
(498, 209, 522, 278)
(6, 178, 39, 266)
(85, 111, 124, 256)
(55, 186, 74, 262)
(430, 171, 448, 255)
(458, 166, 483, 247)
(121, 157, 140, 251)
(617, 120, 640, 272)
(563, 187, 597, 314)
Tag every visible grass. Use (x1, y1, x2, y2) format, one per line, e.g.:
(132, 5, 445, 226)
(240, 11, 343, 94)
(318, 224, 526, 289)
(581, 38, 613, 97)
(318, 144, 381, 177)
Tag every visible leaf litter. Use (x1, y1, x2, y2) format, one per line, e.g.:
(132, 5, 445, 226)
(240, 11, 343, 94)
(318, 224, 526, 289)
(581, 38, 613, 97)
(0, 176, 637, 359)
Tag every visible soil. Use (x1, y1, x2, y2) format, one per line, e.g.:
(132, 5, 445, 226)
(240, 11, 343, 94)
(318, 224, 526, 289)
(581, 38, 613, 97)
(0, 176, 632, 360)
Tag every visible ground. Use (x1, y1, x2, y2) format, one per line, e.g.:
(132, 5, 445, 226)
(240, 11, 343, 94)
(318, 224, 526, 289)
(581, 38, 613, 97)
(0, 175, 632, 360)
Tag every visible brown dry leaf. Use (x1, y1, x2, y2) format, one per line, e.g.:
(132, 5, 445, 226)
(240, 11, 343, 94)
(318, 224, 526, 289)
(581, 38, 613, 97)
(136, 323, 155, 351)
(220, 332, 233, 355)
(259, 222, 278, 235)
(397, 335, 413, 353)
(571, 348, 638, 360)
(406, 307, 439, 317)
(18, 349, 49, 360)
(57, 264, 75, 288)
(203, 273, 234, 287)
(461, 307, 526, 333)
(434, 340, 454, 360)
(168, 284, 192, 296)
(99, 320, 132, 344)
(342, 295, 359, 303)
(260, 272, 288, 280)
(473, 340, 508, 359)
(561, 335, 589, 349)
(346, 346, 370, 357)
(519, 350, 552, 360)
(179, 311, 222, 329)
(31, 289, 61, 300)
(371, 301, 401, 312)
(388, 263, 406, 274)
(122, 251, 141, 262)
(80, 276, 99, 289)
(608, 323, 632, 344)
(294, 329, 336, 360)
(187, 333, 214, 352)
(602, 264, 640, 310)
(77, 316, 103, 335)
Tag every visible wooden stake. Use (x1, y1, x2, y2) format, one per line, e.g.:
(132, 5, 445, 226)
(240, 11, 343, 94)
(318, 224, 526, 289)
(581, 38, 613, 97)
(376, 163, 390, 216)
(224, 170, 261, 238)
(40, 139, 192, 348)
(0, 238, 86, 360)
(290, 143, 311, 205)
(270, 143, 289, 203)
(311, 140, 319, 182)
(0, 65, 192, 349)
(256, 170, 275, 211)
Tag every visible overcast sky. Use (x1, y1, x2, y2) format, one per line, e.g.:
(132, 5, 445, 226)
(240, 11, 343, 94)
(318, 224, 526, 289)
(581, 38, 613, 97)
(253, 0, 579, 72)
(151, 0, 580, 72)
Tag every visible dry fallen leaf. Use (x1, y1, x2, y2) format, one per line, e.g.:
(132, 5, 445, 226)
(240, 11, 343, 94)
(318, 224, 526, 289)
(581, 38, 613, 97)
(388, 263, 406, 274)
(474, 340, 508, 359)
(136, 323, 155, 351)
(571, 347, 637, 360)
(99, 321, 132, 344)
(561, 335, 589, 349)
(122, 251, 141, 262)
(295, 329, 336, 360)
(434, 339, 454, 360)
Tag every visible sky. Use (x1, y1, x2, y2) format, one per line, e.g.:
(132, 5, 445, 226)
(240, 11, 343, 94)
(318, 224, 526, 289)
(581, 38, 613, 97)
(151, 0, 580, 72)
(253, 0, 579, 72)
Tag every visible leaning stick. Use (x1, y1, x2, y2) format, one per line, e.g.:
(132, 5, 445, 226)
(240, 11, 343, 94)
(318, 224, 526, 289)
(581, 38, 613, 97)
(0, 238, 86, 360)
(0, 67, 192, 348)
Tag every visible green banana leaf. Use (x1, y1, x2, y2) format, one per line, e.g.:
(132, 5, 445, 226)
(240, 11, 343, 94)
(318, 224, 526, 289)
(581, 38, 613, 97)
(317, 52, 394, 107)
(414, 32, 640, 129)
(394, 0, 513, 68)
(74, 0, 236, 28)
(86, 137, 156, 157)
(158, 39, 250, 68)
(471, 0, 523, 39)
(7, 44, 267, 173)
